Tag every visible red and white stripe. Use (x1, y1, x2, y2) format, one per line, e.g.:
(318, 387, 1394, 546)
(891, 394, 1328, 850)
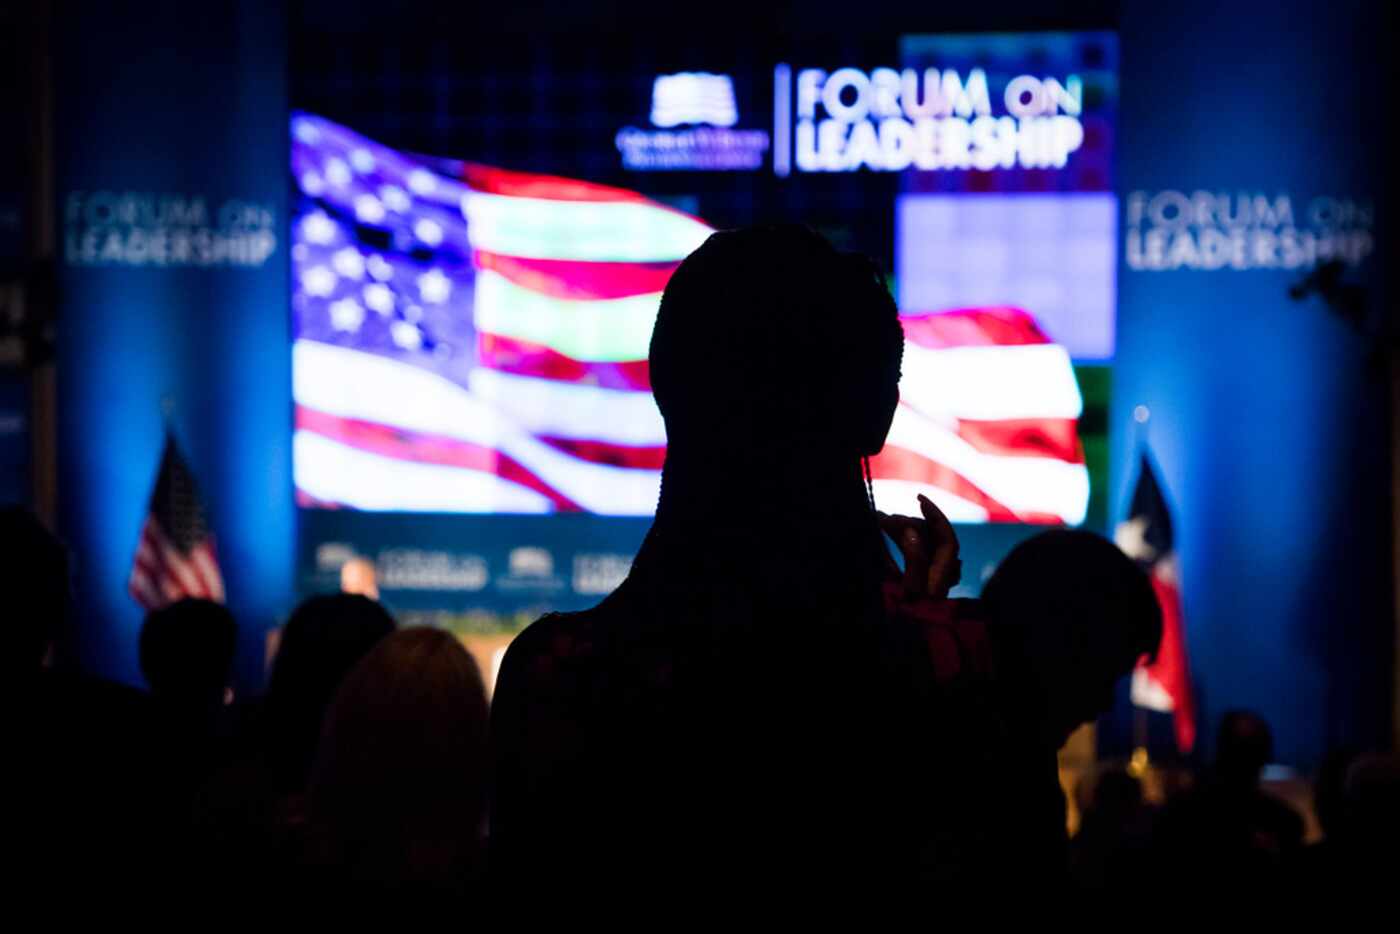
(870, 307, 1089, 525)
(293, 341, 663, 514)
(295, 164, 699, 515)
(293, 152, 1090, 524)
(128, 516, 226, 610)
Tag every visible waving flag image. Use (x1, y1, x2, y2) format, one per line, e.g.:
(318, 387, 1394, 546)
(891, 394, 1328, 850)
(290, 112, 707, 514)
(870, 306, 1089, 525)
(289, 113, 1090, 524)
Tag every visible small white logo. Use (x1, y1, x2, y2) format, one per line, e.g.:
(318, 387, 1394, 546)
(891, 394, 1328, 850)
(378, 549, 489, 592)
(508, 547, 554, 579)
(650, 73, 739, 128)
(315, 542, 358, 572)
(572, 553, 632, 595)
(619, 72, 768, 171)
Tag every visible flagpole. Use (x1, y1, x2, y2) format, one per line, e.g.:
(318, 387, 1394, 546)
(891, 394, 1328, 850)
(159, 395, 177, 454)
(1129, 404, 1151, 777)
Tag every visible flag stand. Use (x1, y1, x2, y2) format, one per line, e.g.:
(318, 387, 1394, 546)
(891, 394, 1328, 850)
(1127, 403, 1152, 778)
(1129, 709, 1150, 778)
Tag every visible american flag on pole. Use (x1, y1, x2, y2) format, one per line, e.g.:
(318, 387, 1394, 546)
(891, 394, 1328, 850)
(289, 112, 1089, 524)
(128, 433, 226, 609)
(1115, 452, 1195, 753)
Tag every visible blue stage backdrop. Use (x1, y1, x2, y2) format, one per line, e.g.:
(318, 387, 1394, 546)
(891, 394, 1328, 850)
(1109, 0, 1392, 765)
(54, 0, 292, 690)
(52, 0, 1392, 766)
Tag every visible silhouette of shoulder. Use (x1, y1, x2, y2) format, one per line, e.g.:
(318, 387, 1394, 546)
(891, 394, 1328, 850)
(497, 606, 615, 733)
(497, 606, 607, 692)
(492, 591, 642, 782)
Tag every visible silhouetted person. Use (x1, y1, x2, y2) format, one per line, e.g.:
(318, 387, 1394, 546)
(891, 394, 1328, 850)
(1296, 746, 1368, 895)
(490, 226, 942, 905)
(1068, 765, 1155, 896)
(190, 593, 395, 900)
(140, 598, 239, 781)
(1306, 752, 1400, 902)
(975, 529, 1164, 887)
(297, 627, 490, 903)
(136, 597, 241, 888)
(1341, 753, 1400, 889)
(141, 598, 238, 704)
(5, 507, 157, 901)
(1153, 710, 1303, 893)
(1312, 746, 1359, 850)
(260, 593, 398, 792)
(2, 507, 66, 679)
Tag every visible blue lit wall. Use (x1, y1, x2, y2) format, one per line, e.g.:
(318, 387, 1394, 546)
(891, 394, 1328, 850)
(50, 0, 1392, 766)
(54, 0, 292, 690)
(1109, 0, 1392, 765)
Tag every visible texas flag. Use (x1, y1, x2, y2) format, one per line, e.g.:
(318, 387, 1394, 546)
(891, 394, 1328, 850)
(1115, 452, 1196, 754)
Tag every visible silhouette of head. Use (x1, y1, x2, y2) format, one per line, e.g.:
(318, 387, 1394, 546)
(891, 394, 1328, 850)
(307, 626, 489, 887)
(139, 598, 238, 705)
(1215, 710, 1274, 787)
(981, 530, 1163, 747)
(1314, 746, 1360, 840)
(643, 226, 907, 622)
(650, 226, 904, 468)
(263, 593, 396, 788)
(0, 507, 68, 675)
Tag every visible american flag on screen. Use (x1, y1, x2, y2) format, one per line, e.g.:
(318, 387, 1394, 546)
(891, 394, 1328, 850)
(289, 112, 1089, 524)
(870, 307, 1089, 525)
(129, 433, 226, 609)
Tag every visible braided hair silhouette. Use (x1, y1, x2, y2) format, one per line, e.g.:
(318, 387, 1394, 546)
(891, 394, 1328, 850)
(490, 225, 935, 904)
(641, 224, 905, 627)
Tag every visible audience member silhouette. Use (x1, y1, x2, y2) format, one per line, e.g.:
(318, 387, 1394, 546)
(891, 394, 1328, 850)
(1328, 752, 1400, 897)
(1304, 750, 1394, 896)
(975, 529, 1164, 886)
(1153, 710, 1304, 893)
(136, 597, 243, 888)
(1294, 744, 1358, 890)
(298, 627, 490, 902)
(1313, 746, 1359, 848)
(140, 598, 239, 781)
(260, 593, 398, 791)
(11, 231, 1384, 906)
(141, 598, 238, 703)
(1068, 765, 1155, 896)
(5, 507, 159, 901)
(190, 593, 396, 900)
(490, 226, 944, 903)
(2, 506, 67, 679)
